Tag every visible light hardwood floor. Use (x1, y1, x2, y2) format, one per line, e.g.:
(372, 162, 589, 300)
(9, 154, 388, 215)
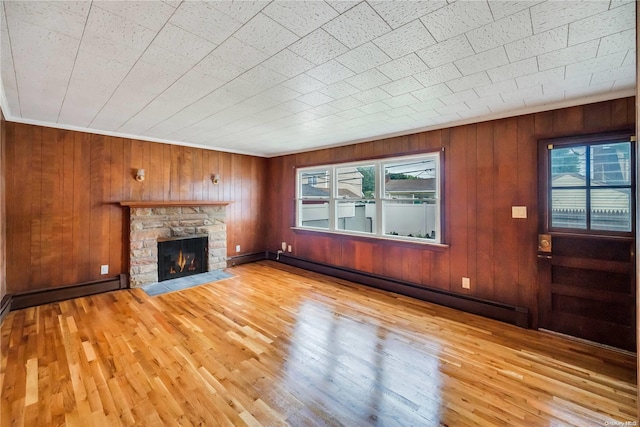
(1, 261, 637, 426)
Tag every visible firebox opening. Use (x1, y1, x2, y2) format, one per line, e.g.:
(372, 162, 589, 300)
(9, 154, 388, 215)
(158, 236, 208, 282)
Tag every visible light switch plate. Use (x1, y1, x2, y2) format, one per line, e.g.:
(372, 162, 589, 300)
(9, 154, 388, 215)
(512, 206, 527, 218)
(100, 265, 109, 275)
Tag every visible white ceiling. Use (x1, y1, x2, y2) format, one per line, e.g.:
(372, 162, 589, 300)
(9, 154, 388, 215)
(0, 1, 636, 157)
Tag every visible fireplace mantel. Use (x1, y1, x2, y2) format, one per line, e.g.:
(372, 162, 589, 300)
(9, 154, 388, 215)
(120, 201, 231, 208)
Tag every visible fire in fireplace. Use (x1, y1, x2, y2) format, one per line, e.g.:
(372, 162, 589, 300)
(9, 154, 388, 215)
(157, 236, 208, 282)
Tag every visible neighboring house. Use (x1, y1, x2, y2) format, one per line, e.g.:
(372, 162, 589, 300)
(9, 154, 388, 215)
(384, 178, 436, 200)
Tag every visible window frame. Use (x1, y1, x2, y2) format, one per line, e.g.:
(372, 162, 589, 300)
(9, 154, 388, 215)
(539, 131, 635, 238)
(295, 151, 444, 245)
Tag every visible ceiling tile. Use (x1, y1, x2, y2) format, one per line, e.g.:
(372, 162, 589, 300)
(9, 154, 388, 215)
(234, 13, 299, 56)
(374, 20, 436, 60)
(501, 85, 542, 104)
(336, 42, 391, 74)
(505, 26, 567, 62)
(208, 1, 268, 24)
(383, 94, 420, 109)
(237, 65, 289, 89)
(537, 40, 599, 71)
(385, 105, 417, 118)
(262, 49, 315, 78)
(4, 1, 89, 39)
(326, 1, 360, 14)
(568, 2, 635, 46)
(9, 19, 79, 122)
(622, 49, 636, 66)
(207, 37, 268, 70)
(281, 74, 326, 94)
(541, 75, 591, 94)
(530, 1, 609, 34)
(337, 108, 367, 120)
(306, 60, 355, 85)
(410, 98, 446, 112)
(487, 57, 538, 83)
(467, 10, 533, 53)
(516, 67, 565, 89)
(474, 79, 518, 97)
(590, 64, 636, 86)
(152, 24, 216, 62)
(369, 1, 447, 29)
(81, 7, 156, 66)
(377, 54, 428, 81)
(278, 99, 313, 113)
(488, 1, 542, 20)
(359, 101, 392, 115)
(416, 35, 474, 68)
(319, 81, 360, 99)
(446, 72, 492, 92)
(346, 69, 392, 91)
(455, 47, 509, 76)
(598, 29, 635, 56)
(169, 2, 242, 45)
(289, 28, 348, 65)
(565, 51, 626, 79)
(193, 53, 245, 83)
(146, 88, 245, 137)
(297, 91, 334, 107)
(58, 78, 115, 127)
(412, 83, 453, 101)
(262, 1, 338, 37)
(420, 1, 493, 42)
(380, 76, 423, 96)
(440, 89, 478, 106)
(0, 8, 20, 115)
(564, 82, 614, 100)
(322, 2, 391, 48)
(328, 96, 364, 111)
(353, 87, 392, 104)
(612, 77, 635, 91)
(94, 1, 175, 32)
(413, 63, 462, 88)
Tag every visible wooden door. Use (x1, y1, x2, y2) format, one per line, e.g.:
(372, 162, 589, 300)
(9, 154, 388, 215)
(537, 132, 636, 352)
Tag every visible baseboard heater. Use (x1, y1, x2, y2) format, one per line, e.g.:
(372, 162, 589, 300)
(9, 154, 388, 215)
(7, 274, 127, 311)
(227, 252, 268, 267)
(268, 252, 529, 328)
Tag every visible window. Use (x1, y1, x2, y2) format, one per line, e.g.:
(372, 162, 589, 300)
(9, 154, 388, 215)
(547, 135, 634, 234)
(296, 152, 442, 244)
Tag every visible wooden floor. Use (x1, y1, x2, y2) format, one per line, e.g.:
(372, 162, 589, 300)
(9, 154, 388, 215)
(1, 261, 637, 426)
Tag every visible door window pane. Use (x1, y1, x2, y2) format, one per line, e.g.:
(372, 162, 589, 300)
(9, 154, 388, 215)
(551, 189, 586, 229)
(590, 188, 631, 232)
(590, 142, 631, 186)
(551, 147, 585, 185)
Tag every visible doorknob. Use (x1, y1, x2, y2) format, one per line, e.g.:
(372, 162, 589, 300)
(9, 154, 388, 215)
(538, 234, 552, 253)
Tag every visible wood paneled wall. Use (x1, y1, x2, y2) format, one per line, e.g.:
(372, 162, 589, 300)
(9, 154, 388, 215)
(266, 98, 636, 323)
(5, 124, 267, 294)
(0, 111, 5, 300)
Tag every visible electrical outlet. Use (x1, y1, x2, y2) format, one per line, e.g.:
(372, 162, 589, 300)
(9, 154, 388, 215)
(100, 265, 109, 275)
(287, 245, 292, 253)
(462, 277, 470, 289)
(235, 245, 241, 253)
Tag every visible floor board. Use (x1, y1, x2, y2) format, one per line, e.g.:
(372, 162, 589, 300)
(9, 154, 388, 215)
(1, 261, 637, 426)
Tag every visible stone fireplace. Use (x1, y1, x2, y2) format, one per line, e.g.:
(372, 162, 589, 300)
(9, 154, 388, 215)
(122, 202, 227, 287)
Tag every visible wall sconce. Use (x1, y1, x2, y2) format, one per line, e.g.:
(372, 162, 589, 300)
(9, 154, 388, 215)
(135, 168, 145, 182)
(211, 174, 220, 185)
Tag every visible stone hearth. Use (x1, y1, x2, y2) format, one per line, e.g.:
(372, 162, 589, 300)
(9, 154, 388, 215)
(127, 205, 226, 287)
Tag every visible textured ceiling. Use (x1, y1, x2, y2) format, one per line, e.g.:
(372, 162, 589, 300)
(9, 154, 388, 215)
(0, 0, 636, 157)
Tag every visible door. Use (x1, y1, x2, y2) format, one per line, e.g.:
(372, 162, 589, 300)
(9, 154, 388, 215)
(537, 132, 636, 352)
